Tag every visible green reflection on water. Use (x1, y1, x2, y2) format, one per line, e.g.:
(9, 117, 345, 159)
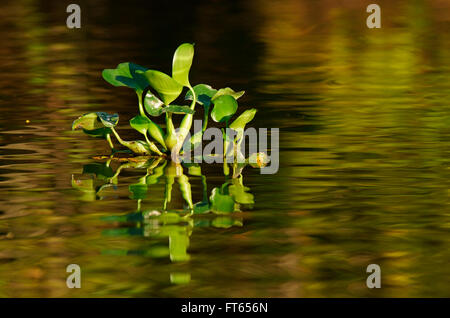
(72, 157, 254, 276)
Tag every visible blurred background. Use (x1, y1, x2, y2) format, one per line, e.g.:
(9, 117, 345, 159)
(0, 0, 449, 297)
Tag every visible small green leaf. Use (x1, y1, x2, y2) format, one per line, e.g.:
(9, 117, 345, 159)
(211, 95, 238, 123)
(172, 43, 194, 87)
(97, 112, 119, 128)
(72, 113, 103, 130)
(141, 70, 183, 105)
(211, 87, 245, 101)
(121, 140, 151, 155)
(210, 187, 235, 214)
(143, 91, 165, 116)
(185, 84, 217, 107)
(102, 62, 149, 92)
(130, 115, 151, 135)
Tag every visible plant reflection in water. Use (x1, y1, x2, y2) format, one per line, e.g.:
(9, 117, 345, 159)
(72, 155, 258, 284)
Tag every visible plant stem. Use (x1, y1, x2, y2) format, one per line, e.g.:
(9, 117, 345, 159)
(137, 92, 148, 118)
(110, 127, 126, 146)
(165, 112, 178, 151)
(188, 85, 197, 111)
(144, 133, 164, 156)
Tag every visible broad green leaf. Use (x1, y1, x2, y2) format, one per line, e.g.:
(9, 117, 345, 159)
(102, 62, 149, 92)
(229, 109, 257, 131)
(130, 115, 151, 135)
(210, 187, 235, 214)
(82, 127, 111, 139)
(172, 43, 194, 87)
(143, 90, 164, 116)
(211, 95, 238, 123)
(97, 112, 119, 127)
(185, 84, 217, 107)
(72, 112, 103, 130)
(129, 183, 148, 200)
(211, 87, 245, 101)
(141, 70, 183, 105)
(147, 120, 167, 150)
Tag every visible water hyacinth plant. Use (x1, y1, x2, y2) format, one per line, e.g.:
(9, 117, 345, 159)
(72, 43, 258, 161)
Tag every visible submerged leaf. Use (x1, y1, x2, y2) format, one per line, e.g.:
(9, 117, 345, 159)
(211, 95, 238, 123)
(141, 70, 183, 105)
(172, 43, 194, 87)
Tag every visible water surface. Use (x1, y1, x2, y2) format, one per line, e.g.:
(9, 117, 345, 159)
(0, 0, 449, 297)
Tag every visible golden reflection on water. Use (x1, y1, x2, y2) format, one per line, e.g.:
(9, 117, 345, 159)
(0, 0, 449, 297)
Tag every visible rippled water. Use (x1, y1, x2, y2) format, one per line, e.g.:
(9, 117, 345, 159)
(0, 0, 449, 297)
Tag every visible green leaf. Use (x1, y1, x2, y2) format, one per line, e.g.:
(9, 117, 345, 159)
(229, 109, 257, 131)
(141, 70, 183, 105)
(121, 140, 151, 155)
(97, 112, 119, 128)
(143, 90, 165, 116)
(172, 43, 194, 87)
(211, 95, 238, 123)
(211, 87, 245, 101)
(102, 62, 149, 92)
(130, 115, 151, 135)
(72, 112, 103, 130)
(210, 187, 235, 214)
(185, 84, 217, 107)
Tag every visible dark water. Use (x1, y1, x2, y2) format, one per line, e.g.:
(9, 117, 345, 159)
(0, 0, 450, 297)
